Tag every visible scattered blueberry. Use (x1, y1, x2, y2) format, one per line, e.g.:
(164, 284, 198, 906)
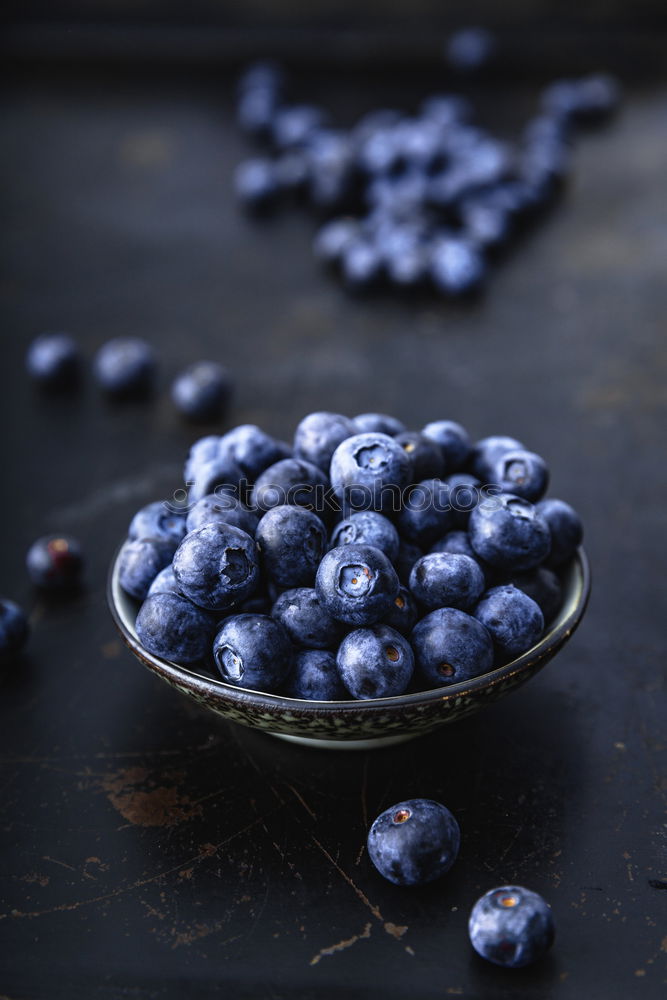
(136, 592, 216, 665)
(0, 598, 29, 662)
(171, 361, 233, 422)
(27, 535, 84, 590)
(213, 613, 293, 693)
(474, 584, 545, 659)
(469, 885, 555, 968)
(336, 624, 414, 699)
(172, 522, 259, 611)
(446, 27, 495, 74)
(316, 543, 399, 625)
(283, 648, 346, 700)
(367, 798, 460, 886)
(26, 332, 80, 388)
(93, 338, 156, 396)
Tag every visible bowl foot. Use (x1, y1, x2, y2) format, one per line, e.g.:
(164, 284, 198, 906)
(271, 731, 418, 750)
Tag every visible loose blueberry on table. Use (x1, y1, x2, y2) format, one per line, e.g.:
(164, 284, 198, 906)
(118, 411, 583, 701)
(468, 885, 555, 968)
(367, 798, 460, 886)
(27, 535, 84, 590)
(0, 598, 29, 662)
(93, 338, 156, 396)
(26, 332, 80, 389)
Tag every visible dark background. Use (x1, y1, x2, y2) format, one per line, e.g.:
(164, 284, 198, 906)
(1, 7, 666, 999)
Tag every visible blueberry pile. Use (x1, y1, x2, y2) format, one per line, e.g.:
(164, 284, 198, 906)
(233, 59, 620, 295)
(120, 411, 583, 700)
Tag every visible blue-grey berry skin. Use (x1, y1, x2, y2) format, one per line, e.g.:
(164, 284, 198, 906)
(128, 502, 187, 547)
(469, 494, 551, 572)
(330, 511, 400, 563)
(185, 494, 259, 537)
(26, 535, 84, 590)
(146, 564, 181, 598)
(220, 425, 292, 482)
(234, 158, 280, 211)
(411, 607, 494, 687)
(283, 649, 347, 700)
(253, 459, 330, 518)
(171, 361, 233, 422)
(535, 498, 583, 568)
(0, 598, 29, 663)
(212, 614, 292, 693)
(409, 552, 486, 612)
(256, 505, 326, 588)
(380, 585, 419, 636)
(316, 544, 400, 626)
(474, 585, 544, 660)
(367, 799, 460, 886)
(429, 529, 485, 572)
(118, 537, 175, 600)
(430, 237, 486, 296)
(336, 624, 414, 699)
(136, 592, 216, 665)
(506, 567, 563, 624)
(26, 332, 80, 387)
(187, 450, 245, 507)
(395, 432, 445, 482)
(470, 436, 525, 482)
(395, 541, 424, 586)
(422, 420, 471, 472)
(395, 479, 454, 548)
(493, 449, 550, 503)
(293, 411, 356, 472)
(183, 435, 225, 483)
(172, 523, 259, 612)
(329, 433, 411, 514)
(271, 587, 345, 649)
(93, 338, 156, 395)
(443, 473, 481, 527)
(352, 413, 406, 437)
(468, 885, 555, 968)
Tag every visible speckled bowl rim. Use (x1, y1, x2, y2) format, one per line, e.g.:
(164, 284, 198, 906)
(108, 546, 590, 718)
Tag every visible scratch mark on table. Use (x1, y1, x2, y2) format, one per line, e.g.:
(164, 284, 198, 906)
(309, 922, 372, 965)
(286, 783, 316, 820)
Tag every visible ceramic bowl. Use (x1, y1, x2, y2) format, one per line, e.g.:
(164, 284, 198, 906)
(108, 548, 590, 750)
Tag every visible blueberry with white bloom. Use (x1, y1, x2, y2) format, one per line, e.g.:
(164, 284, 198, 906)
(505, 567, 563, 624)
(185, 494, 259, 537)
(128, 501, 187, 547)
(253, 458, 330, 517)
(411, 607, 494, 686)
(118, 537, 176, 601)
(94, 338, 156, 396)
(421, 420, 471, 473)
(336, 624, 414, 699)
(213, 614, 292, 693)
(136, 592, 216, 665)
(256, 505, 326, 588)
(470, 435, 525, 481)
(271, 587, 345, 649)
(469, 885, 555, 968)
(469, 494, 551, 572)
(395, 479, 453, 548)
(173, 522, 259, 612)
(330, 432, 411, 514)
(409, 552, 486, 611)
(234, 158, 280, 211)
(330, 511, 400, 563)
(171, 361, 233, 422)
(381, 585, 419, 636)
(283, 649, 346, 700)
(293, 411, 356, 472)
(535, 498, 583, 567)
(368, 799, 460, 886)
(492, 449, 550, 502)
(316, 544, 399, 626)
(395, 432, 445, 481)
(221, 424, 292, 481)
(474, 584, 544, 660)
(430, 236, 486, 296)
(353, 413, 406, 437)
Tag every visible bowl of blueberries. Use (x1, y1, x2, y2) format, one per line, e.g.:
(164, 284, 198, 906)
(108, 411, 590, 749)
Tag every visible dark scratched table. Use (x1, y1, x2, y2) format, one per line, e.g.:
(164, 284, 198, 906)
(0, 55, 665, 1000)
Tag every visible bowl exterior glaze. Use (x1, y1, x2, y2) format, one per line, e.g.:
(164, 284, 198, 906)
(108, 550, 590, 747)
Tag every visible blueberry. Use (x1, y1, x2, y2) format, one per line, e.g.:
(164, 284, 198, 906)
(356, 124, 404, 175)
(442, 473, 482, 527)
(183, 435, 225, 483)
(313, 219, 359, 267)
(172, 522, 259, 612)
(411, 607, 494, 686)
(336, 624, 414, 699)
(420, 94, 472, 128)
(271, 587, 345, 650)
(367, 799, 460, 886)
(429, 530, 487, 582)
(421, 420, 471, 473)
(474, 584, 544, 660)
(136, 592, 216, 665)
(146, 564, 181, 598)
(221, 424, 292, 481)
(293, 411, 357, 472)
(236, 61, 285, 99)
(352, 413, 406, 437)
(505, 566, 563, 624)
(316, 544, 399, 626)
(542, 75, 620, 125)
(237, 87, 280, 139)
(394, 540, 424, 586)
(410, 552, 485, 611)
(535, 498, 583, 567)
(469, 494, 551, 572)
(283, 649, 347, 700)
(256, 505, 326, 588)
(446, 27, 495, 74)
(128, 501, 188, 547)
(395, 432, 445, 481)
(253, 458, 331, 518)
(470, 435, 525, 481)
(275, 149, 310, 197)
(27, 534, 84, 590)
(171, 361, 233, 422)
(381, 585, 419, 636)
(187, 449, 245, 506)
(460, 196, 512, 251)
(469, 885, 555, 968)
(430, 236, 486, 296)
(395, 479, 453, 548)
(0, 598, 29, 662)
(330, 433, 411, 514)
(492, 449, 550, 503)
(386, 241, 428, 288)
(26, 332, 80, 388)
(212, 614, 292, 693)
(341, 239, 384, 290)
(234, 158, 280, 212)
(185, 494, 259, 537)
(271, 105, 329, 150)
(93, 338, 156, 396)
(330, 511, 400, 563)
(117, 537, 175, 600)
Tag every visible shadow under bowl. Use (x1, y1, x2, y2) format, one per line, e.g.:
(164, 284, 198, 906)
(108, 548, 590, 750)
